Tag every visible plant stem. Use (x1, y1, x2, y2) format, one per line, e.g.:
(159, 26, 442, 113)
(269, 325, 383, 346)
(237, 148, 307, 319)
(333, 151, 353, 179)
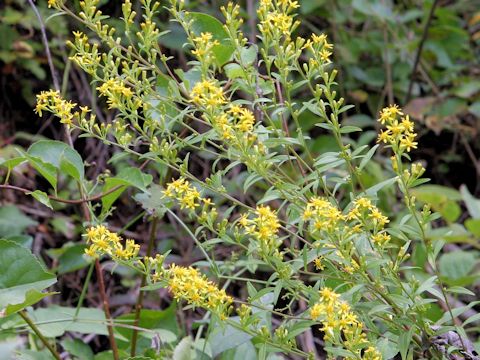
(95, 259, 120, 360)
(130, 217, 158, 356)
(19, 311, 61, 360)
(405, 0, 439, 103)
(75, 262, 95, 318)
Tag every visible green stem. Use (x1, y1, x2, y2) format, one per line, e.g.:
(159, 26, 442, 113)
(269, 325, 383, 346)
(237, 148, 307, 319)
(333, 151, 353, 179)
(74, 262, 95, 318)
(19, 311, 61, 360)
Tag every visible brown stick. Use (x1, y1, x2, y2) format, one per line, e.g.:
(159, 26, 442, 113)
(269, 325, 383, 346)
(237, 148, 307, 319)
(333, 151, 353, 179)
(130, 217, 159, 356)
(0, 184, 123, 204)
(27, 0, 60, 91)
(405, 0, 439, 103)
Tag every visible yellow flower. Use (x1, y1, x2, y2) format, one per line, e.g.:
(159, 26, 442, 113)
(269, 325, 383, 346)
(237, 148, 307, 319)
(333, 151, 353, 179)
(191, 79, 226, 110)
(163, 177, 204, 210)
(377, 105, 417, 154)
(310, 287, 382, 359)
(84, 225, 140, 260)
(313, 257, 325, 270)
(239, 205, 281, 254)
(167, 264, 233, 316)
(304, 197, 344, 232)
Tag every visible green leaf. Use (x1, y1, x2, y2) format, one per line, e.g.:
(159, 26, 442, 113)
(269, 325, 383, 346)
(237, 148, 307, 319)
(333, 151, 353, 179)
(173, 336, 194, 360)
(0, 205, 37, 237)
(27, 190, 53, 209)
(225, 63, 245, 79)
(115, 306, 179, 353)
(0, 156, 26, 170)
(5, 290, 57, 316)
(28, 140, 84, 182)
(184, 12, 234, 65)
(460, 185, 480, 219)
(23, 154, 58, 191)
(219, 341, 257, 360)
(465, 218, 480, 237)
(438, 251, 477, 281)
(0, 240, 56, 314)
(102, 167, 153, 214)
(134, 184, 168, 217)
(57, 244, 90, 274)
(412, 185, 461, 222)
(61, 338, 94, 360)
(17, 350, 53, 360)
(30, 306, 109, 338)
(208, 321, 252, 357)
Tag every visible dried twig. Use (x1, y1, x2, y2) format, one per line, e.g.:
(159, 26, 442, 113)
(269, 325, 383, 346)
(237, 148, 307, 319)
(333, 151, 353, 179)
(405, 0, 440, 103)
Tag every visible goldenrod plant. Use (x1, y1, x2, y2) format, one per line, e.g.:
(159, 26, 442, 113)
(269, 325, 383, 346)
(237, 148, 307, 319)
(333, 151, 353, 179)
(0, 0, 478, 359)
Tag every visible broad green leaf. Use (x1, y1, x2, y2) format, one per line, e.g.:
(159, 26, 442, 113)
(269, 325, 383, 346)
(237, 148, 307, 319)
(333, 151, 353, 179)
(17, 350, 53, 360)
(5, 290, 57, 316)
(23, 154, 58, 191)
(438, 251, 477, 281)
(0, 205, 37, 237)
(61, 338, 94, 360)
(219, 341, 257, 360)
(225, 63, 245, 79)
(376, 336, 399, 359)
(208, 321, 252, 356)
(57, 244, 90, 274)
(412, 185, 461, 222)
(0, 240, 56, 314)
(30, 306, 108, 337)
(184, 12, 234, 66)
(115, 306, 179, 353)
(28, 140, 84, 181)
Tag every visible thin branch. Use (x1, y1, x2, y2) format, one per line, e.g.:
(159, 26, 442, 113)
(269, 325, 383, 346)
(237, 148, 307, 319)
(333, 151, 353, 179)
(130, 217, 159, 356)
(405, 0, 439, 103)
(27, 0, 60, 91)
(0, 184, 123, 204)
(94, 259, 120, 360)
(19, 311, 61, 360)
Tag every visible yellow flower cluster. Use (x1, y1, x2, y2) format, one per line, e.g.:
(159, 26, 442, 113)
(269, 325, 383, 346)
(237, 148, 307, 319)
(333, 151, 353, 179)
(347, 197, 391, 245)
(228, 105, 255, 133)
(303, 197, 344, 232)
(258, 0, 300, 39)
(310, 287, 382, 360)
(84, 225, 140, 260)
(205, 105, 257, 144)
(239, 205, 281, 254)
(162, 177, 204, 210)
(35, 90, 75, 124)
(191, 79, 226, 110)
(377, 105, 417, 153)
(167, 264, 233, 318)
(97, 79, 134, 109)
(35, 90, 92, 127)
(67, 31, 102, 76)
(303, 33, 334, 64)
(191, 32, 220, 65)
